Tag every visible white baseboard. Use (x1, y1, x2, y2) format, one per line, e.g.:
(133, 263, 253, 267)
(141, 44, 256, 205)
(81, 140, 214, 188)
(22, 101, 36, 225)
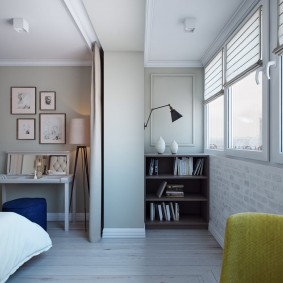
(47, 213, 89, 221)
(102, 227, 146, 238)
(209, 221, 224, 248)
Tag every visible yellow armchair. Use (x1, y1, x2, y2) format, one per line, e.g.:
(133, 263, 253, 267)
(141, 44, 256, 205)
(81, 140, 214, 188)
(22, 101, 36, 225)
(219, 212, 283, 283)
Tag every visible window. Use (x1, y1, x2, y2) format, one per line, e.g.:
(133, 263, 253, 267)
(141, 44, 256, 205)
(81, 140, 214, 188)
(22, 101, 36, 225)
(204, 2, 268, 161)
(207, 95, 224, 150)
(228, 71, 262, 151)
(204, 50, 224, 151)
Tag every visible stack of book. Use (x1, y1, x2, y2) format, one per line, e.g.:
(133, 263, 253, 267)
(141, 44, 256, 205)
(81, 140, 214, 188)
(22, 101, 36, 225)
(150, 202, 180, 222)
(165, 184, 184, 198)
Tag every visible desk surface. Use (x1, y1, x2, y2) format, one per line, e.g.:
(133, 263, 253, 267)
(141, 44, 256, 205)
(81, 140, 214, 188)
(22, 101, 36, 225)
(0, 175, 73, 184)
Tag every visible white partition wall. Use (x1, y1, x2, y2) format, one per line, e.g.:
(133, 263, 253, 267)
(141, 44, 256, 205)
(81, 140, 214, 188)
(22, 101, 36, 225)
(103, 52, 145, 237)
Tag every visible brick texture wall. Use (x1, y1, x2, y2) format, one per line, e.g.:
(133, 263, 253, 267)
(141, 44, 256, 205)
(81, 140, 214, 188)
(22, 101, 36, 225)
(209, 155, 283, 247)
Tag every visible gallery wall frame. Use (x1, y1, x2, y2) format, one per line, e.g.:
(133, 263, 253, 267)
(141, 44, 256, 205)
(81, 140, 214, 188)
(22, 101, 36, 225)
(17, 118, 36, 140)
(11, 87, 36, 114)
(40, 91, 56, 110)
(39, 113, 66, 144)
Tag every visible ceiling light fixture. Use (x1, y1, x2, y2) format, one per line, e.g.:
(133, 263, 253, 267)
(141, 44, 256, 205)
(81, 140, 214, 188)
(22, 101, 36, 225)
(184, 17, 196, 33)
(13, 18, 29, 33)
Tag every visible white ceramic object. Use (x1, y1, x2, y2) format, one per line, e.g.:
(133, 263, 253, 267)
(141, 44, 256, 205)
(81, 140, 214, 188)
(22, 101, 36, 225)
(155, 136, 165, 154)
(170, 140, 178, 154)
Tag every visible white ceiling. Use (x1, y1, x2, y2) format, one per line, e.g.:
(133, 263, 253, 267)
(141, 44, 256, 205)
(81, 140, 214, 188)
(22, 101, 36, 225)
(0, 0, 250, 67)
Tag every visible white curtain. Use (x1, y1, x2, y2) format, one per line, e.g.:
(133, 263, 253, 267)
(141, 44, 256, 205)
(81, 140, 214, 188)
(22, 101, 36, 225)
(89, 42, 102, 242)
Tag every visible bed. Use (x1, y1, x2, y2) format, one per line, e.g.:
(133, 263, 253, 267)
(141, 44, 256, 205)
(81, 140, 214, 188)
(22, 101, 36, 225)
(0, 212, 52, 283)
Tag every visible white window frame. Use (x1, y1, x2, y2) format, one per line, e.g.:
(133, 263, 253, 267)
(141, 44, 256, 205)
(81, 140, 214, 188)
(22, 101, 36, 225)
(270, 0, 283, 164)
(224, 1, 269, 161)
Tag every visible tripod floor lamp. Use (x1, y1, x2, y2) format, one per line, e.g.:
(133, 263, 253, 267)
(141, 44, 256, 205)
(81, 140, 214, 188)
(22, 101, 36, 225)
(69, 117, 90, 229)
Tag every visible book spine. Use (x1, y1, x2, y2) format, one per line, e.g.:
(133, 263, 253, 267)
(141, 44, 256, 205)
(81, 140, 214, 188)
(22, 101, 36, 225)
(150, 202, 155, 221)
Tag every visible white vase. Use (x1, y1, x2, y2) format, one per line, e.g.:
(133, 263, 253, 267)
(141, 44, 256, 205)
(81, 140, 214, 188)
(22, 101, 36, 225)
(170, 140, 178, 154)
(155, 136, 165, 154)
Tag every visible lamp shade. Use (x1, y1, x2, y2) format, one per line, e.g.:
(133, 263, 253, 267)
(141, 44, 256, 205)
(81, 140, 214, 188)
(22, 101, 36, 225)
(69, 118, 90, 146)
(170, 108, 183, 122)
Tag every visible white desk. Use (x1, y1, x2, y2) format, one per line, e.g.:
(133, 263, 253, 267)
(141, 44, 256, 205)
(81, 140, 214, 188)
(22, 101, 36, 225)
(0, 174, 73, 231)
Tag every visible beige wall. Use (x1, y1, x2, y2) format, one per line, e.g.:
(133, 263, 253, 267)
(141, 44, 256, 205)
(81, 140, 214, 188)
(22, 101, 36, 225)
(0, 66, 91, 214)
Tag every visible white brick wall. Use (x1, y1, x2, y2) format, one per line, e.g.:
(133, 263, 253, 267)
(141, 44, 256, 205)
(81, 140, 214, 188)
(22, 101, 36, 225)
(209, 155, 283, 247)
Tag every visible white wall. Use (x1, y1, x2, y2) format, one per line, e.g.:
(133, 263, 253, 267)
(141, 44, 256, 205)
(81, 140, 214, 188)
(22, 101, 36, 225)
(209, 155, 283, 247)
(144, 67, 204, 154)
(0, 66, 91, 214)
(104, 52, 144, 231)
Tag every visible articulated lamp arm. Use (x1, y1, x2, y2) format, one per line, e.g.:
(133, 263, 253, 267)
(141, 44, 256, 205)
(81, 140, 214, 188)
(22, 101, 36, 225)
(144, 104, 183, 129)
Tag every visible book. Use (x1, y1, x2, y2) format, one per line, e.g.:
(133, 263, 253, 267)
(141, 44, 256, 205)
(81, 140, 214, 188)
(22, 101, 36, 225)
(157, 204, 163, 221)
(162, 202, 167, 220)
(148, 158, 154, 176)
(165, 204, 171, 221)
(175, 203, 180, 221)
(170, 202, 176, 221)
(150, 202, 155, 221)
(154, 159, 158, 175)
(156, 181, 167, 198)
(166, 184, 184, 189)
(166, 191, 184, 197)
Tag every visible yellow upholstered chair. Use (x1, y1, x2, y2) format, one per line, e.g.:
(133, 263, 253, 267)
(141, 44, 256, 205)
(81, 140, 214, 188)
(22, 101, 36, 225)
(219, 212, 283, 283)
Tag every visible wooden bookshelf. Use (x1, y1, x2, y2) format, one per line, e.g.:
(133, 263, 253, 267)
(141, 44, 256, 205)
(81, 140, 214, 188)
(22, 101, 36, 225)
(144, 154, 209, 229)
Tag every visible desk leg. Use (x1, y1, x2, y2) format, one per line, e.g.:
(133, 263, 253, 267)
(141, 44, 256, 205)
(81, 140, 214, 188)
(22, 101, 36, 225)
(2, 184, 6, 205)
(72, 180, 76, 222)
(64, 183, 69, 232)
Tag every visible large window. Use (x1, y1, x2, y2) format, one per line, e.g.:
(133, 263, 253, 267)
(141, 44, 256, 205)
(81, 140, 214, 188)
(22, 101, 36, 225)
(204, 2, 268, 161)
(228, 71, 262, 151)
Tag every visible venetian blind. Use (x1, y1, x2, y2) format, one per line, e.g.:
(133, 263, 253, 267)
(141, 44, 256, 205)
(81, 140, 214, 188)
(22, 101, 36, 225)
(204, 50, 223, 102)
(274, 0, 283, 55)
(225, 7, 262, 85)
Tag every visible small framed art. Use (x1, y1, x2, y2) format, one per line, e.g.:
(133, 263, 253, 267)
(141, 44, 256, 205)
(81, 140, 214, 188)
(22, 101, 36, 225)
(11, 87, 36, 114)
(17, 118, 36, 140)
(40, 91, 56, 110)
(39, 113, 66, 144)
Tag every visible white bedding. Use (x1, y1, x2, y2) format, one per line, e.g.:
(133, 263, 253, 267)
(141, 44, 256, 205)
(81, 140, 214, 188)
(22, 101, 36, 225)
(0, 212, 52, 283)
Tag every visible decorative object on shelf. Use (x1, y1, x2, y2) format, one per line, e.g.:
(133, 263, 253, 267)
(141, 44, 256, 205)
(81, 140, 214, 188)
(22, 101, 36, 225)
(39, 113, 66, 144)
(69, 117, 90, 230)
(17, 118, 35, 140)
(40, 91, 56, 110)
(155, 136, 165, 154)
(170, 140, 178, 154)
(144, 104, 182, 129)
(11, 87, 36, 114)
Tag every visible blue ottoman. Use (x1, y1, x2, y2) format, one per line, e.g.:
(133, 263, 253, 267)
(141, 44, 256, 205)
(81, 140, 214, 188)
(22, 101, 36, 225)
(2, 198, 47, 230)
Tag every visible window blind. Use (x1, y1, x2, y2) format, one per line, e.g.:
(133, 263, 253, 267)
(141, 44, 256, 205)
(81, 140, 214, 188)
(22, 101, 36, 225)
(225, 8, 262, 85)
(274, 0, 283, 55)
(204, 50, 223, 101)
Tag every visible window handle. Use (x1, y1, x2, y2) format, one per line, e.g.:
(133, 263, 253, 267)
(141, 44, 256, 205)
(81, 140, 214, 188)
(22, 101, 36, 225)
(266, 61, 276, 80)
(255, 67, 263, 85)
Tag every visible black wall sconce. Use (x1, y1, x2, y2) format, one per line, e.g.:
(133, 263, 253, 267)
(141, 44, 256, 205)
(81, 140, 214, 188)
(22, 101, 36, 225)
(144, 104, 183, 129)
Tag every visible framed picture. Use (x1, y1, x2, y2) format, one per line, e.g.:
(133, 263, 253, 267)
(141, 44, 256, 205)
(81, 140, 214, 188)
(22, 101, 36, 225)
(39, 113, 66, 144)
(11, 87, 36, 114)
(17, 118, 35, 140)
(40, 91, 56, 110)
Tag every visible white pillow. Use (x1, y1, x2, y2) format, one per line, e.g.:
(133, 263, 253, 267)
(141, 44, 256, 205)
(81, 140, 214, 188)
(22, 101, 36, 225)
(0, 212, 52, 283)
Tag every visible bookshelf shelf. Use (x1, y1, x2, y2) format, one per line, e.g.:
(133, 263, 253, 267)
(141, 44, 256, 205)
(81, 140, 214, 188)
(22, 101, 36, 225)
(144, 154, 209, 229)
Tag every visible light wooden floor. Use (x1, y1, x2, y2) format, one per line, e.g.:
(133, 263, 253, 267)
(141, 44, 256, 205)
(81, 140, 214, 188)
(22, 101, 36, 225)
(8, 222, 223, 283)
